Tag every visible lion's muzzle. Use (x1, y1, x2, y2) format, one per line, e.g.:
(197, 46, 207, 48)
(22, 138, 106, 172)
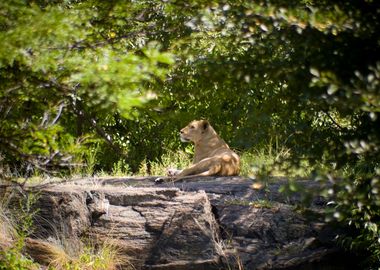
(180, 134, 190, 142)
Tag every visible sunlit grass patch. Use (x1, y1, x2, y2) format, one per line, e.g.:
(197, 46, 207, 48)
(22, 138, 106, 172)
(24, 237, 131, 270)
(111, 160, 132, 176)
(240, 147, 312, 179)
(225, 198, 275, 209)
(137, 149, 192, 176)
(240, 148, 287, 178)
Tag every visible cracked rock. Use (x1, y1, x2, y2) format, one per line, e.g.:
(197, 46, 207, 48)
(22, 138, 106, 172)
(0, 177, 359, 269)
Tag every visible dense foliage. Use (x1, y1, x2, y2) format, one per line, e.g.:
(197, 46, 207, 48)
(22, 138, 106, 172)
(0, 0, 379, 267)
(0, 0, 174, 175)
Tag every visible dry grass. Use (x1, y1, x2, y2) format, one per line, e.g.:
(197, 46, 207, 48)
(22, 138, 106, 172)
(25, 237, 131, 270)
(0, 207, 16, 251)
(0, 201, 40, 270)
(25, 238, 71, 267)
(0, 192, 130, 270)
(215, 239, 245, 270)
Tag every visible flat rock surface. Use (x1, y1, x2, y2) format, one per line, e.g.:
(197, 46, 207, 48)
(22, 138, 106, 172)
(0, 176, 357, 269)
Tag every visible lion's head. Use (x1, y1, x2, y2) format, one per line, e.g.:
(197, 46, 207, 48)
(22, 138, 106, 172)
(180, 120, 210, 143)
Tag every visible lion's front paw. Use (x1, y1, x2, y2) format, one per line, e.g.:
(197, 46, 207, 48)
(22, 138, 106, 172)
(167, 168, 181, 177)
(154, 177, 164, 184)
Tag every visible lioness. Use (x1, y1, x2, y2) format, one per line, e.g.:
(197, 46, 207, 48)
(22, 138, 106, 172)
(158, 120, 240, 182)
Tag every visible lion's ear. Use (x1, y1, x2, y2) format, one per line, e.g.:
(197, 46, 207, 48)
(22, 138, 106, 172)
(202, 120, 209, 130)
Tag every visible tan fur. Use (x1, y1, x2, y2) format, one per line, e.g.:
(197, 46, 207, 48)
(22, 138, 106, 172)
(168, 120, 240, 180)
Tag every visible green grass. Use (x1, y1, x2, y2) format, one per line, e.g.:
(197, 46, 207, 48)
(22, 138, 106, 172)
(2, 144, 315, 184)
(240, 147, 313, 179)
(137, 150, 192, 176)
(225, 199, 275, 209)
(111, 160, 132, 176)
(240, 148, 286, 177)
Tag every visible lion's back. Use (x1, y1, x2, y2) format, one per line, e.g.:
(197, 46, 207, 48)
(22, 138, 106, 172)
(195, 137, 240, 176)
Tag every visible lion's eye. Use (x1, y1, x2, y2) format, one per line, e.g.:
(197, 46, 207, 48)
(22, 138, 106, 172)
(190, 125, 195, 129)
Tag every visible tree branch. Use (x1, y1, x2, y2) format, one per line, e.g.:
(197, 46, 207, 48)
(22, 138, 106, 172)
(322, 110, 344, 130)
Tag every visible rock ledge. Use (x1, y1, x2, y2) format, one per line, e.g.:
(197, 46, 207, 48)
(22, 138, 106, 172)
(0, 177, 356, 269)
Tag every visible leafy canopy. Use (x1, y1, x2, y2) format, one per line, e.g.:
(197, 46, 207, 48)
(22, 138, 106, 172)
(0, 0, 379, 267)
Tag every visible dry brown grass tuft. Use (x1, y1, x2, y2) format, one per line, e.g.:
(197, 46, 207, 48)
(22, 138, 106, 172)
(0, 205, 16, 251)
(25, 237, 131, 270)
(25, 238, 71, 267)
